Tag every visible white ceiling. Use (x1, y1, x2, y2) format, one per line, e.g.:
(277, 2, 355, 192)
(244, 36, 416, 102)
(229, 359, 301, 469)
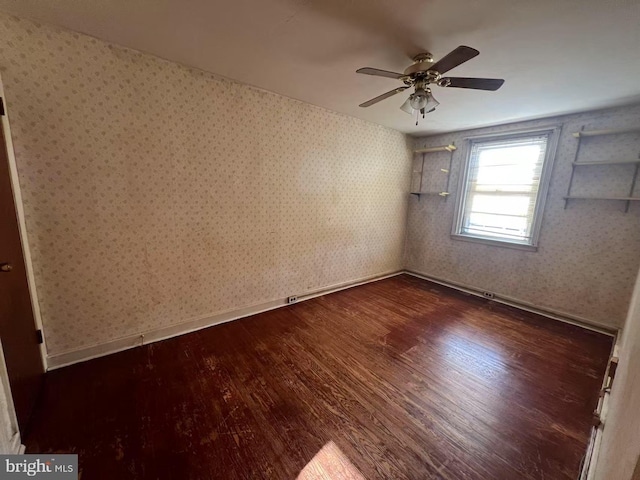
(1, 0, 639, 135)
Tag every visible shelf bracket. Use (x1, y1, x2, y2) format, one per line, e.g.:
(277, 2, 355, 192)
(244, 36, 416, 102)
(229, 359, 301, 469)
(565, 126, 584, 209)
(443, 143, 455, 203)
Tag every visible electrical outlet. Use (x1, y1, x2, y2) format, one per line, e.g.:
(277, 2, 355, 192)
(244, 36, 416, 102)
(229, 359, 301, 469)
(482, 291, 495, 299)
(287, 296, 298, 304)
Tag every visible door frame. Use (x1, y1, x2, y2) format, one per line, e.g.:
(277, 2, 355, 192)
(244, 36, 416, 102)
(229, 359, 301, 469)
(0, 76, 48, 369)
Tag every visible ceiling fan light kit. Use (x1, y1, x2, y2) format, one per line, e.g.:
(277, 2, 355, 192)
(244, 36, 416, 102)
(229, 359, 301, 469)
(400, 87, 440, 125)
(356, 46, 504, 125)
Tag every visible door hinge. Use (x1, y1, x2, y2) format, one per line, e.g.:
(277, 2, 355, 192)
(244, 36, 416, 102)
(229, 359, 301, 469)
(36, 330, 43, 344)
(0, 98, 5, 116)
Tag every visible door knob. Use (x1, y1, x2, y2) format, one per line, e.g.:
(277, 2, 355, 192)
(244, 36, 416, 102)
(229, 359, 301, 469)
(0, 263, 13, 272)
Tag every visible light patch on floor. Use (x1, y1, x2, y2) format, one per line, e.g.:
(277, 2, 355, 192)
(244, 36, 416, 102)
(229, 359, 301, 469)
(297, 442, 365, 480)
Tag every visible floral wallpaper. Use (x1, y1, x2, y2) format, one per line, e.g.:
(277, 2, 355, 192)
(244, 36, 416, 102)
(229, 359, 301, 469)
(0, 14, 411, 356)
(406, 104, 640, 329)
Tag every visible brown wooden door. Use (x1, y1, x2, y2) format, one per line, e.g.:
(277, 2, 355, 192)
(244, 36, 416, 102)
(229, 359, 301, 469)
(0, 97, 44, 434)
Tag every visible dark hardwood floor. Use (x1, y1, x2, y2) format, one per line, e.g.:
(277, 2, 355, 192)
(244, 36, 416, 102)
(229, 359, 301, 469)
(26, 274, 613, 479)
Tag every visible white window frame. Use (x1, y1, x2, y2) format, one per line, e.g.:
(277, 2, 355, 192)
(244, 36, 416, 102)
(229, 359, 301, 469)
(451, 126, 562, 251)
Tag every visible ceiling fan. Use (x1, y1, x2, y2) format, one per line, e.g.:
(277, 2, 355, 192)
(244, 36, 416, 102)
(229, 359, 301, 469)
(356, 46, 504, 124)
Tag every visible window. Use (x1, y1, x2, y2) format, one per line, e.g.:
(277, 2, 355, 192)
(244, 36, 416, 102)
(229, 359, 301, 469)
(452, 128, 559, 250)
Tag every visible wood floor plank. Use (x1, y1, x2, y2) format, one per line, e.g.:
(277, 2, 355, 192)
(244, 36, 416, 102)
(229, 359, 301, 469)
(25, 274, 612, 479)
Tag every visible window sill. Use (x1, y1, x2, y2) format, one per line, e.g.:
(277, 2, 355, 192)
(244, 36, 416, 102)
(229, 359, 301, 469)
(450, 234, 538, 252)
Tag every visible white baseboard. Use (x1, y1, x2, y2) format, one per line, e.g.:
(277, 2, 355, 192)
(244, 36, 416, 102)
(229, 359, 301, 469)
(405, 269, 618, 337)
(47, 268, 617, 370)
(46, 270, 403, 370)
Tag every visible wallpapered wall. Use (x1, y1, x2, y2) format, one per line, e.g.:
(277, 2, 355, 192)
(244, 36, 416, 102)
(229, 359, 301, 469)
(405, 104, 640, 329)
(0, 14, 411, 357)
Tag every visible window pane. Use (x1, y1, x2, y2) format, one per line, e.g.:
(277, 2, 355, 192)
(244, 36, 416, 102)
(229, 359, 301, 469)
(466, 212, 529, 240)
(458, 133, 550, 245)
(469, 194, 532, 217)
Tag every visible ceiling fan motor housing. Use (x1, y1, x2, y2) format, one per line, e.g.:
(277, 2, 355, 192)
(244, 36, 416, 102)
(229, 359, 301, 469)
(403, 53, 435, 76)
(403, 55, 442, 87)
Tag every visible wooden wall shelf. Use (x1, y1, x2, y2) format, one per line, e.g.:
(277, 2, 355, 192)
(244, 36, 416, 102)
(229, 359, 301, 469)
(410, 191, 450, 198)
(414, 145, 457, 154)
(572, 126, 640, 138)
(572, 160, 640, 166)
(564, 196, 640, 202)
